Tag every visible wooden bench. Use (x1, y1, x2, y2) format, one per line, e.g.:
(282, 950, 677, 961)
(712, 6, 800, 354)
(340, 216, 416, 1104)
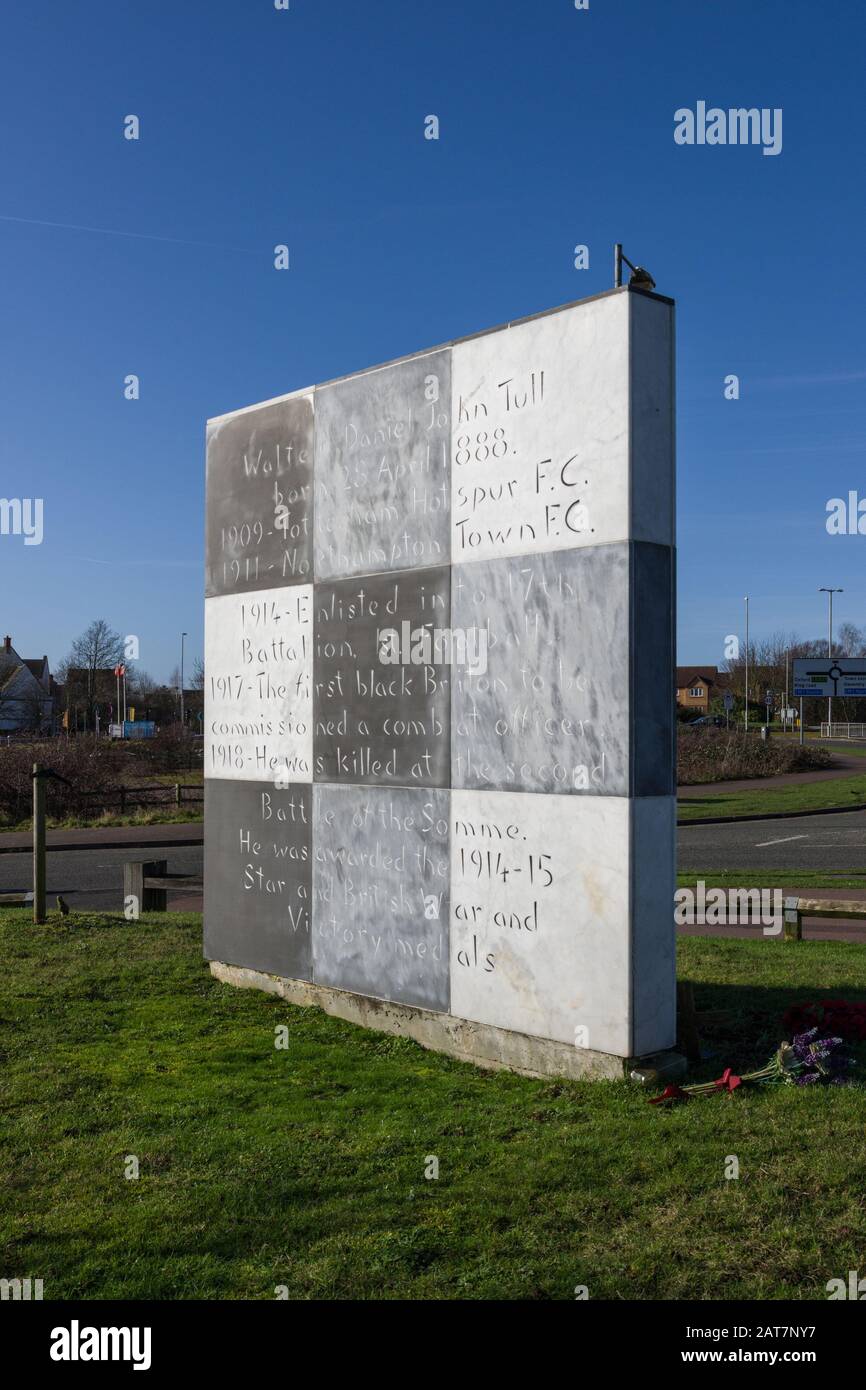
(123, 859, 203, 917)
(783, 896, 866, 941)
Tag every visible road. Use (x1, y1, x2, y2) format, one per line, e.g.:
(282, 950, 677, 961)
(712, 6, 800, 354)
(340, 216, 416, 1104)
(678, 809, 866, 874)
(0, 808, 864, 910)
(0, 844, 204, 911)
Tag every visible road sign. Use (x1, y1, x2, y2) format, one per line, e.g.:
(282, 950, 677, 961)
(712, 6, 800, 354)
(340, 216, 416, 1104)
(765, 689, 774, 708)
(792, 658, 866, 698)
(723, 689, 734, 711)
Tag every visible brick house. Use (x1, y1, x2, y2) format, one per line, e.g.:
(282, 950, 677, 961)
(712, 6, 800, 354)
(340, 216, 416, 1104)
(675, 666, 728, 715)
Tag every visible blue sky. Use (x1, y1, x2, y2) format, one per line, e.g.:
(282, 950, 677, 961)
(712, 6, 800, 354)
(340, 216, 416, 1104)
(0, 0, 864, 678)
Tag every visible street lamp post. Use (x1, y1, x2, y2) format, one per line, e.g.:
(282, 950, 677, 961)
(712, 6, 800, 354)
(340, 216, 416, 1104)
(180, 632, 187, 732)
(744, 596, 750, 732)
(819, 588, 843, 736)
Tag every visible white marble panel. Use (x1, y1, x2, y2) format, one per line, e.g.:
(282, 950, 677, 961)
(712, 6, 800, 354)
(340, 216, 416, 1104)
(450, 788, 631, 1055)
(205, 585, 313, 782)
(450, 294, 629, 563)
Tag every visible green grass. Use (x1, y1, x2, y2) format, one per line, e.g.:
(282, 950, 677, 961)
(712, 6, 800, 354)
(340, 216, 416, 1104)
(678, 773, 866, 823)
(1, 909, 865, 1300)
(144, 771, 204, 786)
(0, 808, 203, 835)
(678, 870, 866, 891)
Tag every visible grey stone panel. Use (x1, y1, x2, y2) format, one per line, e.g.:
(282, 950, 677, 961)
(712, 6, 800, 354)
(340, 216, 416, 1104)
(451, 545, 629, 795)
(313, 566, 451, 787)
(631, 542, 675, 796)
(312, 784, 450, 1012)
(206, 395, 314, 596)
(314, 351, 450, 580)
(203, 778, 312, 980)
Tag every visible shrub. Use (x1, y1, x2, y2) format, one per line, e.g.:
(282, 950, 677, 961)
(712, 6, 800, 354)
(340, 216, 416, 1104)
(677, 730, 832, 786)
(124, 728, 203, 773)
(0, 739, 127, 825)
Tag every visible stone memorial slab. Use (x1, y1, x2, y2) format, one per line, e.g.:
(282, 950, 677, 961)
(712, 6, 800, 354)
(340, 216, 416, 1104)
(205, 584, 313, 782)
(206, 394, 314, 597)
(204, 286, 678, 1076)
(313, 566, 450, 787)
(204, 779, 312, 980)
(314, 351, 451, 580)
(312, 785, 450, 1011)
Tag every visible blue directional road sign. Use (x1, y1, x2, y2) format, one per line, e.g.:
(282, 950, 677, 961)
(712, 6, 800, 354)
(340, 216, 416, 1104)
(793, 658, 866, 699)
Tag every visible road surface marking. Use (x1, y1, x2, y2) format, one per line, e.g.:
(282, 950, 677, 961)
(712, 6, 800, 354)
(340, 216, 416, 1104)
(754, 834, 808, 848)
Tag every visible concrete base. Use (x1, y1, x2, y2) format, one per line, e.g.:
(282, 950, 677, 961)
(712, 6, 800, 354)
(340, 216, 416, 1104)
(209, 960, 685, 1082)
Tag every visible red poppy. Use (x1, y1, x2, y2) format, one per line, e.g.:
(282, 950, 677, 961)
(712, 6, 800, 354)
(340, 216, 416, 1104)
(648, 1084, 690, 1105)
(713, 1067, 742, 1092)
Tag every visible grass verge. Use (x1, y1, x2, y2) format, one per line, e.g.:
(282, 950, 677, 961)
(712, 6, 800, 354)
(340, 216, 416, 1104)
(678, 774, 866, 823)
(1, 909, 864, 1299)
(677, 870, 866, 891)
(0, 809, 203, 835)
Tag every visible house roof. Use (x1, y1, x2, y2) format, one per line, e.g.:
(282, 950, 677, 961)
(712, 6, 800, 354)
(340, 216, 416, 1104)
(0, 642, 22, 687)
(0, 659, 49, 699)
(675, 666, 720, 688)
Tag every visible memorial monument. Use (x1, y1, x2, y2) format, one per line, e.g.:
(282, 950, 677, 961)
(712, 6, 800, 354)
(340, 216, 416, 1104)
(204, 284, 677, 1079)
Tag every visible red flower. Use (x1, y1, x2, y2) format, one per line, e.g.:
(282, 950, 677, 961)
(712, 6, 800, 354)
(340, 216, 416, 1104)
(648, 1084, 690, 1105)
(713, 1067, 742, 1092)
(783, 999, 866, 1043)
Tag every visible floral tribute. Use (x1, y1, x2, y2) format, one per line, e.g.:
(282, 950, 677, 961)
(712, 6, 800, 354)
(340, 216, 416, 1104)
(783, 999, 866, 1044)
(649, 1028, 853, 1105)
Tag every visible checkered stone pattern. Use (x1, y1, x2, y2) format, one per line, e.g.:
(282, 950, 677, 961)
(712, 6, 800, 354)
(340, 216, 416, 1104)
(203, 288, 677, 1061)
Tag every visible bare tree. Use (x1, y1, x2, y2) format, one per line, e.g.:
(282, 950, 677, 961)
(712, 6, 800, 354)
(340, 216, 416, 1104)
(720, 626, 866, 726)
(64, 620, 125, 730)
(836, 622, 866, 657)
(61, 617, 126, 728)
(191, 657, 205, 691)
(128, 668, 160, 701)
(68, 619, 125, 673)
